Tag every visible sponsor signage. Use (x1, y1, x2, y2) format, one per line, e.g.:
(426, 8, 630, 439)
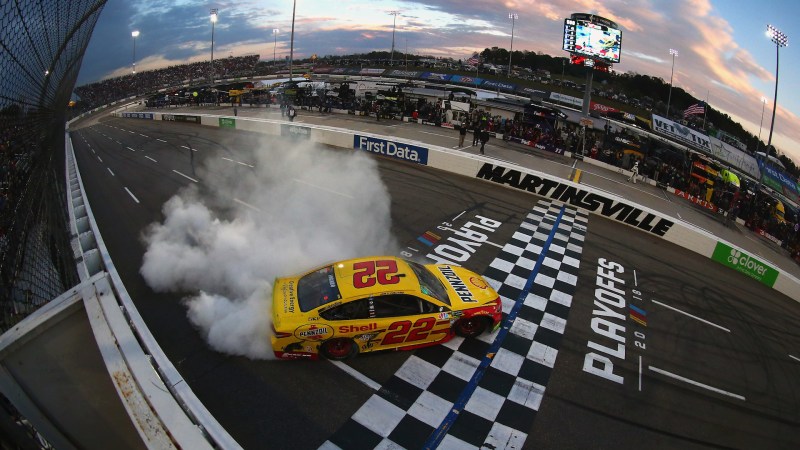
(219, 117, 236, 128)
(757, 159, 800, 201)
(651, 114, 711, 151)
(590, 101, 619, 114)
(360, 68, 385, 76)
(450, 75, 483, 85)
(353, 135, 428, 165)
(673, 189, 718, 213)
(122, 112, 154, 119)
(481, 80, 517, 91)
(163, 114, 200, 124)
(711, 242, 779, 287)
(507, 136, 565, 155)
(281, 124, 311, 139)
(518, 87, 548, 98)
(387, 70, 423, 78)
(708, 136, 759, 180)
(475, 163, 674, 237)
(549, 92, 583, 107)
(421, 72, 452, 81)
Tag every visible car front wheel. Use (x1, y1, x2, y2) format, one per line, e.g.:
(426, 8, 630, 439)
(320, 338, 358, 360)
(454, 317, 488, 338)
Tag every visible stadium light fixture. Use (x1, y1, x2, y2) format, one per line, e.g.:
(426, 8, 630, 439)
(132, 30, 140, 74)
(210, 9, 218, 83)
(508, 13, 518, 78)
(765, 24, 787, 151)
(289, 0, 296, 81)
(389, 11, 400, 66)
(273, 29, 279, 66)
(665, 48, 678, 117)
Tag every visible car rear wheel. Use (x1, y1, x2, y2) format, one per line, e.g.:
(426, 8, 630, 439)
(320, 338, 358, 360)
(454, 317, 489, 338)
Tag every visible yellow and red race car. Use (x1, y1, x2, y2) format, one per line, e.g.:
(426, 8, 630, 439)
(271, 256, 502, 360)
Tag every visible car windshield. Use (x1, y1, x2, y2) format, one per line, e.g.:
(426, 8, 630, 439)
(297, 265, 342, 312)
(407, 261, 450, 306)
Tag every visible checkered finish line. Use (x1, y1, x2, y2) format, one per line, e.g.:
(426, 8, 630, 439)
(322, 200, 588, 450)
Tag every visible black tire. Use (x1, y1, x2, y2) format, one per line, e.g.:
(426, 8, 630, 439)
(320, 338, 358, 361)
(454, 317, 489, 338)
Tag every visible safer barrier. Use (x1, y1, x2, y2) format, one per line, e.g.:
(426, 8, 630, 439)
(114, 110, 800, 301)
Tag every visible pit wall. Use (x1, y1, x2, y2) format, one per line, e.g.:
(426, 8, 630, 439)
(114, 111, 800, 301)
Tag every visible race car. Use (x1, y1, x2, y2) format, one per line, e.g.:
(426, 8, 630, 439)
(271, 256, 502, 360)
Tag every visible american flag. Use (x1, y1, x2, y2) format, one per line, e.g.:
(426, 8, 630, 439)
(683, 102, 705, 118)
(466, 52, 480, 66)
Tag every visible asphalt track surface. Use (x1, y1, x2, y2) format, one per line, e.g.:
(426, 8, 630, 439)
(69, 112, 800, 449)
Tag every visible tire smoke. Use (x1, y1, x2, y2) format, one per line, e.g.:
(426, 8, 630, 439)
(140, 139, 397, 359)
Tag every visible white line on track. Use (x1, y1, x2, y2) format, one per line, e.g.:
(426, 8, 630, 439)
(633, 269, 638, 286)
(139, 133, 149, 137)
(292, 178, 353, 198)
(172, 170, 199, 183)
(329, 361, 381, 391)
(652, 299, 730, 332)
(128, 130, 135, 134)
(452, 211, 466, 221)
(648, 365, 745, 401)
(222, 157, 255, 168)
(156, 138, 167, 143)
(97, 156, 103, 163)
(107, 168, 115, 176)
(180, 145, 197, 151)
(91, 149, 96, 154)
(677, 212, 683, 220)
(126, 146, 136, 152)
(233, 198, 261, 212)
(124, 187, 140, 204)
(638, 355, 643, 391)
(115, 141, 122, 144)
(417, 130, 452, 138)
(789, 354, 800, 363)
(145, 156, 157, 163)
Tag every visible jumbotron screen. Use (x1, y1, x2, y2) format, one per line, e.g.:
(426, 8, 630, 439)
(563, 18, 622, 63)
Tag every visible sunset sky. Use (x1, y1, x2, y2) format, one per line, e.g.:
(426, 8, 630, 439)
(78, 0, 800, 166)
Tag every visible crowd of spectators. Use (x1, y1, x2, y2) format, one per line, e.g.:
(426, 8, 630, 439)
(74, 55, 259, 110)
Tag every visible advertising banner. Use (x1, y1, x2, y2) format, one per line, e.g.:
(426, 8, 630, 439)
(548, 92, 583, 107)
(281, 124, 311, 139)
(589, 101, 619, 114)
(162, 114, 200, 123)
(517, 87, 549, 98)
(353, 135, 428, 165)
(450, 75, 483, 85)
(711, 242, 779, 287)
(481, 80, 517, 92)
(386, 70, 423, 78)
(757, 159, 800, 201)
(360, 68, 386, 76)
(421, 72, 452, 82)
(507, 136, 565, 155)
(651, 114, 711, 152)
(219, 117, 236, 128)
(708, 136, 760, 180)
(121, 112, 154, 119)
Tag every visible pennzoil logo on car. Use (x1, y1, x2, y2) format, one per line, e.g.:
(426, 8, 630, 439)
(294, 324, 334, 341)
(438, 266, 476, 302)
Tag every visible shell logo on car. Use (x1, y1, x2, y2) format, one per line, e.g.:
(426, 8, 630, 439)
(270, 256, 502, 360)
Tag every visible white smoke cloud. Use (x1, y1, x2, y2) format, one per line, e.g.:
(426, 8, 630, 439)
(140, 139, 398, 359)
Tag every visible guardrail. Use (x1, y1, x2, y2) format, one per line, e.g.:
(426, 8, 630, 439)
(64, 130, 241, 448)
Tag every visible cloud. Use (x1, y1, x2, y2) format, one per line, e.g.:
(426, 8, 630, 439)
(140, 138, 398, 359)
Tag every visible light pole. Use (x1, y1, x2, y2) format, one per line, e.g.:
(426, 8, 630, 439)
(289, 0, 296, 81)
(756, 97, 768, 153)
(765, 24, 788, 152)
(210, 9, 218, 84)
(508, 13, 518, 78)
(389, 11, 399, 66)
(131, 30, 139, 74)
(665, 48, 678, 117)
(272, 29, 279, 67)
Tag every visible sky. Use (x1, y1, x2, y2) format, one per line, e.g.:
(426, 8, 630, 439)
(78, 0, 800, 166)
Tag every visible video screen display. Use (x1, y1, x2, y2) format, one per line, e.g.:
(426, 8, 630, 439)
(563, 19, 622, 63)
